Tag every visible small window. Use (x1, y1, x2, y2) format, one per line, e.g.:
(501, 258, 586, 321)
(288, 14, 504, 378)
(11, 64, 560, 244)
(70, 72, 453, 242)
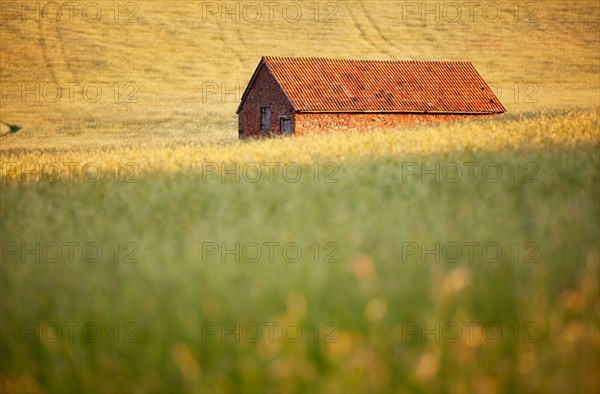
(260, 106, 271, 132)
(280, 116, 293, 135)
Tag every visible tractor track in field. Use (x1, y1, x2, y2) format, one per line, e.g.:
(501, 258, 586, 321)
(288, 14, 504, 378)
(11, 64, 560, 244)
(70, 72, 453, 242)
(37, 19, 75, 84)
(358, 0, 415, 60)
(218, 23, 244, 66)
(346, 2, 394, 59)
(235, 24, 247, 49)
(37, 19, 59, 85)
(54, 23, 75, 77)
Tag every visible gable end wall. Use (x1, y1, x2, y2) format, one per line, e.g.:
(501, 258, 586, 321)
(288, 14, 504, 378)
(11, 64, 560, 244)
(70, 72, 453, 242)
(238, 65, 295, 137)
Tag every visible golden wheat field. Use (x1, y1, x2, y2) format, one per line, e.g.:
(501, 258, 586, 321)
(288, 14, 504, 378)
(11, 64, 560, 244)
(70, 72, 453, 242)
(1, 108, 599, 181)
(1, 0, 599, 149)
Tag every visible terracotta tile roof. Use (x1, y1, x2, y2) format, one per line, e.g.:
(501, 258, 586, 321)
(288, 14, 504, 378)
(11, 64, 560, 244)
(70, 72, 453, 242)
(257, 56, 505, 114)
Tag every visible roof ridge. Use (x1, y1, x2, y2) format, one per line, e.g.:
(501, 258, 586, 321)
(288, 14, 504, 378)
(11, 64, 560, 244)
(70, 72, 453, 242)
(263, 56, 472, 64)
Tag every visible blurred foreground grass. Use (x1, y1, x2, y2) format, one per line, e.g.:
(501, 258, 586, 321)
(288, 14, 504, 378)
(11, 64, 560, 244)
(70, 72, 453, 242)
(1, 0, 599, 390)
(1, 123, 598, 392)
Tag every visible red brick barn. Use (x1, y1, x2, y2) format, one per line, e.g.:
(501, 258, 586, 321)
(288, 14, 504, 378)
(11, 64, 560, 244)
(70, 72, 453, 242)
(236, 56, 505, 138)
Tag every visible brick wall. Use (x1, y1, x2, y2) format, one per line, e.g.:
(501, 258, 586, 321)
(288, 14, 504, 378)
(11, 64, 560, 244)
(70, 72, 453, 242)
(238, 65, 295, 138)
(294, 112, 493, 135)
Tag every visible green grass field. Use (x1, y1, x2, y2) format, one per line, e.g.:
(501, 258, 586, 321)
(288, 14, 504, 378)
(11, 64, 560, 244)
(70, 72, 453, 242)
(1, 0, 599, 393)
(2, 145, 599, 393)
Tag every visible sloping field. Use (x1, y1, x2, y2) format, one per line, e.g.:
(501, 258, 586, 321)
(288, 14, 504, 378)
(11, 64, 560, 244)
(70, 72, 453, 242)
(0, 0, 599, 144)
